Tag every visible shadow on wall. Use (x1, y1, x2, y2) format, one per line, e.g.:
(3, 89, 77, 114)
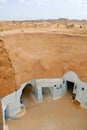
(20, 84, 37, 108)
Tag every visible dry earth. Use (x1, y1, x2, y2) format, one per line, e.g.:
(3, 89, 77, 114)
(0, 19, 87, 35)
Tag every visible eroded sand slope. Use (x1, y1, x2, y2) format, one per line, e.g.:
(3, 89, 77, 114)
(0, 39, 15, 97)
(1, 33, 87, 93)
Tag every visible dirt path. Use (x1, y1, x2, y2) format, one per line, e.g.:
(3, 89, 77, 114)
(6, 91, 87, 130)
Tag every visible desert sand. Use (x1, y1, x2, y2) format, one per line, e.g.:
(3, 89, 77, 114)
(6, 87, 87, 130)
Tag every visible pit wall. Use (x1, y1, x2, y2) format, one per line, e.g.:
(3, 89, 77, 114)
(1, 71, 87, 121)
(0, 39, 15, 97)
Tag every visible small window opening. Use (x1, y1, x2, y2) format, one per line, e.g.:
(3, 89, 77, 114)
(63, 80, 65, 84)
(82, 88, 84, 91)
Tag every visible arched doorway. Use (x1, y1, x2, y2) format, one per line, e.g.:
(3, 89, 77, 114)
(20, 84, 37, 108)
(63, 71, 79, 99)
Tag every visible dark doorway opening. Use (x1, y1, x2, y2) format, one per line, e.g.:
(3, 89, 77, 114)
(42, 87, 52, 101)
(20, 84, 36, 108)
(66, 81, 74, 94)
(66, 81, 76, 100)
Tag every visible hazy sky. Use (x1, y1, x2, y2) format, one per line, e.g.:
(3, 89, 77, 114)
(0, 0, 87, 20)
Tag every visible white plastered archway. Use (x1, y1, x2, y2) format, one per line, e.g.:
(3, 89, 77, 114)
(63, 71, 79, 83)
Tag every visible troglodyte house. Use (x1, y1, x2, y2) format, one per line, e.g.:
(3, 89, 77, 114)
(1, 33, 87, 129)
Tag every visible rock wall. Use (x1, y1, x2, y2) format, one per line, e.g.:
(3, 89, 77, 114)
(0, 39, 15, 97)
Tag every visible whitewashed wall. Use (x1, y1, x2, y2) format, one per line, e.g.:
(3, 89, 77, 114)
(1, 79, 37, 119)
(1, 71, 87, 122)
(63, 71, 79, 96)
(36, 78, 66, 101)
(1, 92, 20, 119)
(76, 81, 87, 106)
(1, 100, 8, 130)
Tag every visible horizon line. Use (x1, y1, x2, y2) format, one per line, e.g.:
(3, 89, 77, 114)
(0, 18, 87, 22)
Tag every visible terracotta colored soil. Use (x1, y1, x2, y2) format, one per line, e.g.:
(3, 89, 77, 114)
(0, 39, 15, 97)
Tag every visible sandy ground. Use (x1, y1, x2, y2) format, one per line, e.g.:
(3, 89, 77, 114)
(1, 20, 87, 36)
(6, 87, 87, 130)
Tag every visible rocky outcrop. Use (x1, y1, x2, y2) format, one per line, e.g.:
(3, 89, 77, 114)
(0, 39, 15, 97)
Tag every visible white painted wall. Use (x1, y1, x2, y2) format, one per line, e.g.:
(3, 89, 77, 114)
(63, 71, 87, 107)
(1, 70, 87, 124)
(1, 100, 8, 130)
(1, 92, 21, 119)
(63, 71, 79, 83)
(63, 71, 79, 95)
(76, 81, 87, 106)
(36, 78, 66, 101)
(1, 79, 38, 129)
